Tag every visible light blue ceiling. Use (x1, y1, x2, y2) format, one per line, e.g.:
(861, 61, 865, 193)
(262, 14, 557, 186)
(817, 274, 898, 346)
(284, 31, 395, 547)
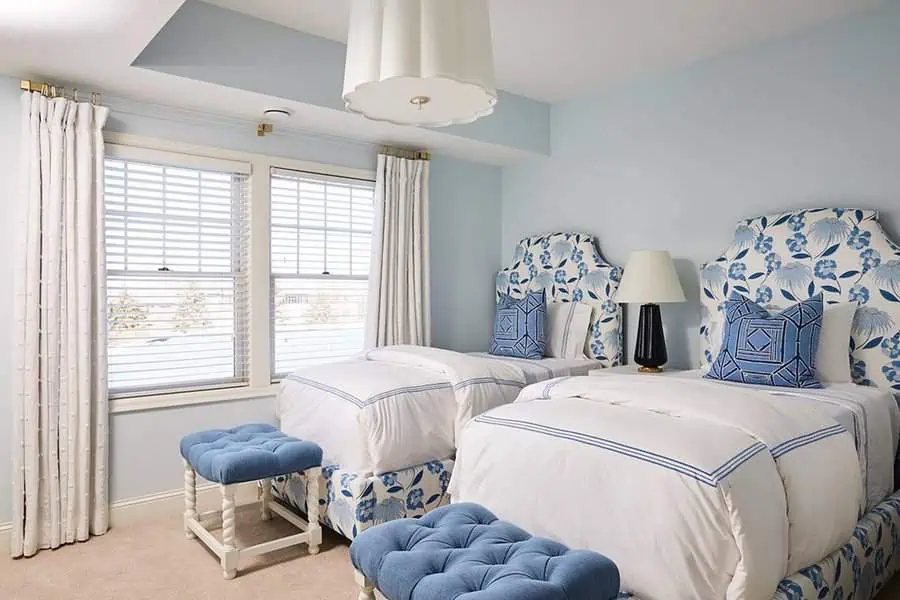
(134, 1, 551, 158)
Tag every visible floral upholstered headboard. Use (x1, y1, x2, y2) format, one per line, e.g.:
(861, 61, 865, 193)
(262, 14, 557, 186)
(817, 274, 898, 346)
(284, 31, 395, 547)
(496, 232, 624, 366)
(700, 208, 900, 395)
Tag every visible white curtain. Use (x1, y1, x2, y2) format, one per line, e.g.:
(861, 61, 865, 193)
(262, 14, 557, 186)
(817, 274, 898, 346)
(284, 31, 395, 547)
(11, 92, 110, 557)
(365, 154, 431, 348)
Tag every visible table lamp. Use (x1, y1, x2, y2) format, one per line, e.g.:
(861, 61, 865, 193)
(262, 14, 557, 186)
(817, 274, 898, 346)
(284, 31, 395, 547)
(615, 250, 686, 373)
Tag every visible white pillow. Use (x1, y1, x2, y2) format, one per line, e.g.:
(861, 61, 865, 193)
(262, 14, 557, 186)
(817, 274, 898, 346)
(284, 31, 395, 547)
(816, 302, 856, 383)
(706, 302, 857, 383)
(545, 302, 592, 359)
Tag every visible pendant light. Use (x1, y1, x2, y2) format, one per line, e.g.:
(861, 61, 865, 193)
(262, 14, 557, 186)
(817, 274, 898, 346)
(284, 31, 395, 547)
(342, 0, 497, 127)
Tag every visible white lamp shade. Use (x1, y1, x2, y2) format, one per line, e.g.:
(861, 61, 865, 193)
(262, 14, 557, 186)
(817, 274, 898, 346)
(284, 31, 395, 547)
(616, 250, 686, 304)
(343, 0, 497, 127)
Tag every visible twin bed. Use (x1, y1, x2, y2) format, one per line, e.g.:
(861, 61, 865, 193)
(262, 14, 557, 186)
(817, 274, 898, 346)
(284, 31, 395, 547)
(273, 232, 623, 538)
(276, 209, 900, 600)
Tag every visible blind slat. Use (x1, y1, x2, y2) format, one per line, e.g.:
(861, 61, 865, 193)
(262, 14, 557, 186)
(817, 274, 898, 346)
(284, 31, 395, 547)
(271, 169, 374, 379)
(105, 156, 250, 397)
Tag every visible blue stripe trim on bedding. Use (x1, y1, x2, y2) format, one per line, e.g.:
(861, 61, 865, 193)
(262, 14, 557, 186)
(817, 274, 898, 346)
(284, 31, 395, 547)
(475, 414, 766, 487)
(286, 375, 528, 410)
(560, 303, 576, 354)
(770, 424, 846, 458)
(538, 376, 571, 400)
(708, 442, 768, 480)
(365, 382, 454, 406)
(284, 376, 453, 408)
(454, 377, 525, 391)
(285, 375, 365, 408)
(772, 389, 866, 499)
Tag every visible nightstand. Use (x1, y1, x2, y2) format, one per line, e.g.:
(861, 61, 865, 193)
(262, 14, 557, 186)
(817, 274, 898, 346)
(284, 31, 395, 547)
(589, 365, 685, 377)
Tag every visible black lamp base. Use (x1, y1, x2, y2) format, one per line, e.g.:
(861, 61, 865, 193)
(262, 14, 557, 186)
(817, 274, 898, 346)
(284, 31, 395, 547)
(634, 303, 668, 372)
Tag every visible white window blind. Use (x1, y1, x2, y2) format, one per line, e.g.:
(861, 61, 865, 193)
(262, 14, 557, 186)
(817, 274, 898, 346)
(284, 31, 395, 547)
(105, 154, 250, 397)
(270, 167, 375, 378)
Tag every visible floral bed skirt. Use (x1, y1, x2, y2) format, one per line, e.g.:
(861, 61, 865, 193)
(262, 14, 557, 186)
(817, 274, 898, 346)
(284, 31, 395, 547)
(617, 492, 900, 600)
(272, 457, 454, 539)
(275, 460, 900, 598)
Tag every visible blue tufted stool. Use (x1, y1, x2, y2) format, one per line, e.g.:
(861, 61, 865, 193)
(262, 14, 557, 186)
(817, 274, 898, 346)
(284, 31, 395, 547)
(180, 423, 323, 579)
(350, 502, 620, 600)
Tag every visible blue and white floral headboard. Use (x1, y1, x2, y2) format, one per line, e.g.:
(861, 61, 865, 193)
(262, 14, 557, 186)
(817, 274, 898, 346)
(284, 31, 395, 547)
(496, 232, 624, 366)
(700, 208, 900, 395)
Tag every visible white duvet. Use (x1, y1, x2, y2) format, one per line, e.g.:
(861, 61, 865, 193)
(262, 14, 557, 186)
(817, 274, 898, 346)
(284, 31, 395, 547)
(278, 346, 526, 475)
(450, 375, 865, 600)
(666, 371, 899, 511)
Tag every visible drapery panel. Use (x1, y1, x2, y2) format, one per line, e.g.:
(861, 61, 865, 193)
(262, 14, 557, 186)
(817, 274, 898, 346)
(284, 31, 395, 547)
(11, 92, 110, 557)
(365, 154, 431, 348)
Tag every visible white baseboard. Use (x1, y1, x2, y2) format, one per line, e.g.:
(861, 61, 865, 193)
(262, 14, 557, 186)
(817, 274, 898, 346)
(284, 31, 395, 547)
(0, 522, 9, 553)
(0, 482, 259, 552)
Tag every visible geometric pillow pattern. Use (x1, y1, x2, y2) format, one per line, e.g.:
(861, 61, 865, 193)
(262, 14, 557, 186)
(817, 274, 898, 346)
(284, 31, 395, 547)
(490, 291, 547, 359)
(699, 208, 900, 398)
(706, 292, 824, 388)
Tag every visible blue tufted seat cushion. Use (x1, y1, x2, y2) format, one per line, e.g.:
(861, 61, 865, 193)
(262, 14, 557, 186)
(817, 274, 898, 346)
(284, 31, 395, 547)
(180, 423, 323, 485)
(350, 502, 620, 600)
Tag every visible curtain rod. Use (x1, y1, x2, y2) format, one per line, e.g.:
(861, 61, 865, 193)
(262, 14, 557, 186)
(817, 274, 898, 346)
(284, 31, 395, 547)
(379, 145, 431, 161)
(20, 79, 102, 105)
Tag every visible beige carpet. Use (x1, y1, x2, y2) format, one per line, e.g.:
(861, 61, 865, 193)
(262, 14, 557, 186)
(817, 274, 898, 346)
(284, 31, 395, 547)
(3, 506, 900, 600)
(1, 506, 358, 600)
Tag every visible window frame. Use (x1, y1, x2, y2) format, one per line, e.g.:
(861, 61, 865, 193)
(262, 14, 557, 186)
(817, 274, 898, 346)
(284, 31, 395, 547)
(105, 133, 375, 414)
(268, 167, 376, 380)
(105, 144, 252, 398)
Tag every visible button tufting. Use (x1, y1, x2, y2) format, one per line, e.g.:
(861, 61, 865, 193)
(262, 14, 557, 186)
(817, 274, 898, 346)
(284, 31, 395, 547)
(350, 503, 620, 600)
(180, 424, 323, 485)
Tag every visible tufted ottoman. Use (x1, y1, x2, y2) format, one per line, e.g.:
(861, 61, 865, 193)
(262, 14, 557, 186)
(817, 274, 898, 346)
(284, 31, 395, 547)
(350, 502, 620, 600)
(180, 423, 323, 579)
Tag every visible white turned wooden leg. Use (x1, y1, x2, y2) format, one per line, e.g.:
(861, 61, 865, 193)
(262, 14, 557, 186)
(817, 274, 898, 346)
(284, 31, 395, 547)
(260, 479, 272, 521)
(221, 484, 238, 579)
(355, 570, 375, 600)
(306, 467, 322, 555)
(183, 459, 197, 539)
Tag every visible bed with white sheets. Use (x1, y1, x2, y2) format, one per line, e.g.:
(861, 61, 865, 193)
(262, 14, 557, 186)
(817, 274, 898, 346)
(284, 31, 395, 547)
(273, 231, 624, 538)
(451, 209, 900, 600)
(278, 346, 600, 476)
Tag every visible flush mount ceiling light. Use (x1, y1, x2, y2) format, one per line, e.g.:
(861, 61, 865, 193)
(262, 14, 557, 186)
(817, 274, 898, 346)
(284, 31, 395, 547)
(263, 108, 292, 121)
(342, 0, 497, 128)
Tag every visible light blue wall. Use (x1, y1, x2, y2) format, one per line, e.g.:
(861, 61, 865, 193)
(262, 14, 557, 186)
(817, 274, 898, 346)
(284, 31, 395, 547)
(501, 2, 900, 369)
(0, 80, 19, 525)
(430, 156, 502, 351)
(0, 80, 502, 522)
(133, 0, 550, 157)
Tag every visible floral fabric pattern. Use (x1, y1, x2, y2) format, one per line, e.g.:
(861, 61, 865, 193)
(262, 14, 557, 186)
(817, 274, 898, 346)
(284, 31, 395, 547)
(616, 492, 900, 600)
(497, 232, 624, 366)
(272, 458, 454, 539)
(700, 209, 900, 397)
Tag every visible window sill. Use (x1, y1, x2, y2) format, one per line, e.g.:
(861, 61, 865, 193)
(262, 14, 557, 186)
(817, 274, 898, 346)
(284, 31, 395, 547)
(109, 384, 282, 414)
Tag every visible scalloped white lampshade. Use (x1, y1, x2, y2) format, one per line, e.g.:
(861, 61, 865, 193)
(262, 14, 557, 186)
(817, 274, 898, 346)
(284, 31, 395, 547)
(342, 0, 497, 127)
(616, 250, 687, 304)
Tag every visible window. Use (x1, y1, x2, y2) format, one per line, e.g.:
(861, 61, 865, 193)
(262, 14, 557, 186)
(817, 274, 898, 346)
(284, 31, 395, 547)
(270, 167, 375, 378)
(102, 137, 376, 407)
(105, 146, 250, 397)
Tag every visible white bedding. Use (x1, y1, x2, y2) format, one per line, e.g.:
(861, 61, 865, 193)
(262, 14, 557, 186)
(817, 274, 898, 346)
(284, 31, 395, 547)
(450, 374, 867, 600)
(670, 370, 899, 510)
(278, 345, 600, 475)
(467, 352, 598, 383)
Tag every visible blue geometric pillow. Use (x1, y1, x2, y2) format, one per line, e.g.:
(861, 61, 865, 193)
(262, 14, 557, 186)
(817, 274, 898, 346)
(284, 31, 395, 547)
(706, 292, 824, 388)
(490, 292, 547, 359)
